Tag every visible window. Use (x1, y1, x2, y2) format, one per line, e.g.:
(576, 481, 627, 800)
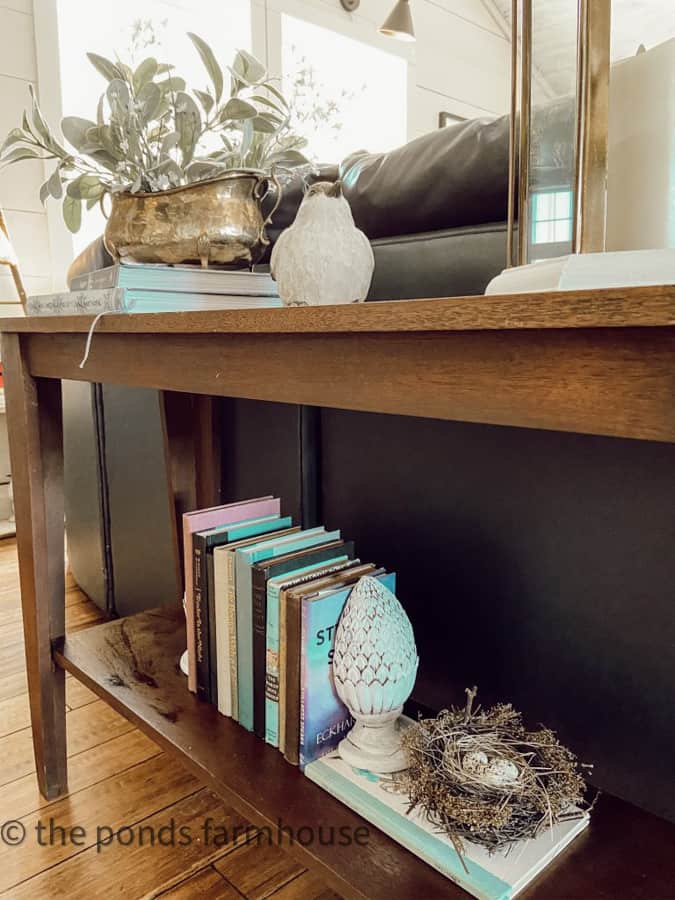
(531, 189, 573, 245)
(54, 0, 251, 253)
(281, 15, 407, 164)
(41, 1, 409, 267)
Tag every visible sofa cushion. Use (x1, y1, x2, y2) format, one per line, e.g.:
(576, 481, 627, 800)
(368, 221, 511, 300)
(340, 115, 511, 240)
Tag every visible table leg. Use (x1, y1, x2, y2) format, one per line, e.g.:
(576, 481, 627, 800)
(2, 333, 66, 800)
(162, 392, 223, 555)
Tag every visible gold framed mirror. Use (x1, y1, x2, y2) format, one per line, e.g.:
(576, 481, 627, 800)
(507, 0, 611, 267)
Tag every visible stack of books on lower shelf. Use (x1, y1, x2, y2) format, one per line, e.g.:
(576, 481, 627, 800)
(183, 494, 395, 768)
(184, 495, 590, 899)
(26, 261, 281, 315)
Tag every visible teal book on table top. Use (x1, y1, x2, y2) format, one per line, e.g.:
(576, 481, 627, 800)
(234, 528, 340, 732)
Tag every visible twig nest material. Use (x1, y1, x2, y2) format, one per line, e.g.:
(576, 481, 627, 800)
(393, 687, 590, 853)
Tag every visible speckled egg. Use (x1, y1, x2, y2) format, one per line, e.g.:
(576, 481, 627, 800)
(485, 757, 520, 786)
(461, 749, 489, 775)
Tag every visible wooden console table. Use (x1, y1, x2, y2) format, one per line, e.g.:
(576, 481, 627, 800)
(1, 285, 674, 899)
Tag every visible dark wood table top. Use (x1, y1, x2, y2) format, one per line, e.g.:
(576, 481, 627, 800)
(1, 284, 674, 334)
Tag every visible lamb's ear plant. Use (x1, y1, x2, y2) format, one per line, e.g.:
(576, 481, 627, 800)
(0, 34, 310, 232)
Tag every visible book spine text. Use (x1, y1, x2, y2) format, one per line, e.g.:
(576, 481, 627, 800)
(226, 550, 239, 721)
(265, 581, 282, 747)
(193, 541, 210, 702)
(26, 287, 126, 316)
(252, 569, 268, 739)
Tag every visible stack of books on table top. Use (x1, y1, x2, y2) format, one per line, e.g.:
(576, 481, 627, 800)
(26, 262, 281, 316)
(183, 494, 395, 768)
(183, 494, 589, 900)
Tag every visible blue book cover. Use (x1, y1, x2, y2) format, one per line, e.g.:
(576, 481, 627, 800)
(234, 528, 340, 732)
(264, 556, 354, 748)
(300, 572, 396, 768)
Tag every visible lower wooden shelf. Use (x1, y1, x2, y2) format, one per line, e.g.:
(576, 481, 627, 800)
(54, 607, 675, 900)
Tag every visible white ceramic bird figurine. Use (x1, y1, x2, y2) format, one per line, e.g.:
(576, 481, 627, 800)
(271, 181, 374, 306)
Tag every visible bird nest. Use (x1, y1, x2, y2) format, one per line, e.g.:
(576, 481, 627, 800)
(392, 687, 592, 856)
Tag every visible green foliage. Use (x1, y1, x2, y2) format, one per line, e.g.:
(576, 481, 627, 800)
(187, 33, 223, 102)
(0, 35, 309, 231)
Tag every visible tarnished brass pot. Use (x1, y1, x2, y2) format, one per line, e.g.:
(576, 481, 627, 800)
(103, 170, 282, 268)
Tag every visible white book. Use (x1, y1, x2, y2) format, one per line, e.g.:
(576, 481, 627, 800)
(209, 515, 291, 718)
(26, 287, 281, 316)
(485, 249, 675, 295)
(213, 544, 233, 718)
(213, 520, 297, 721)
(305, 752, 589, 900)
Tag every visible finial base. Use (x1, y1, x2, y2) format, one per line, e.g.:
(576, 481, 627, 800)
(338, 707, 407, 773)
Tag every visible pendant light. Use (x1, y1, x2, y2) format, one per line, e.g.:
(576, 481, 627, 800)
(378, 0, 415, 42)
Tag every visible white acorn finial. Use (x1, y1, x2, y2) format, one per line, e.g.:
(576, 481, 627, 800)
(333, 575, 418, 773)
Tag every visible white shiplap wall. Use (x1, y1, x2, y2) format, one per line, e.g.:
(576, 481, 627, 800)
(412, 0, 511, 128)
(0, 0, 51, 313)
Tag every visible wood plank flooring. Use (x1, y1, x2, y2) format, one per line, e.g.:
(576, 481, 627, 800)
(0, 538, 340, 899)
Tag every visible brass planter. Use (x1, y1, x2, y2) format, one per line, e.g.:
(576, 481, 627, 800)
(103, 170, 281, 268)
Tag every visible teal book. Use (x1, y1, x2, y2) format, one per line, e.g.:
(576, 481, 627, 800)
(252, 541, 355, 739)
(214, 526, 299, 721)
(305, 749, 589, 900)
(193, 515, 292, 703)
(299, 572, 396, 768)
(264, 556, 357, 748)
(201, 514, 287, 544)
(234, 528, 340, 732)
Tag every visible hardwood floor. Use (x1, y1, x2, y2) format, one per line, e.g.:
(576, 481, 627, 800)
(0, 538, 339, 899)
